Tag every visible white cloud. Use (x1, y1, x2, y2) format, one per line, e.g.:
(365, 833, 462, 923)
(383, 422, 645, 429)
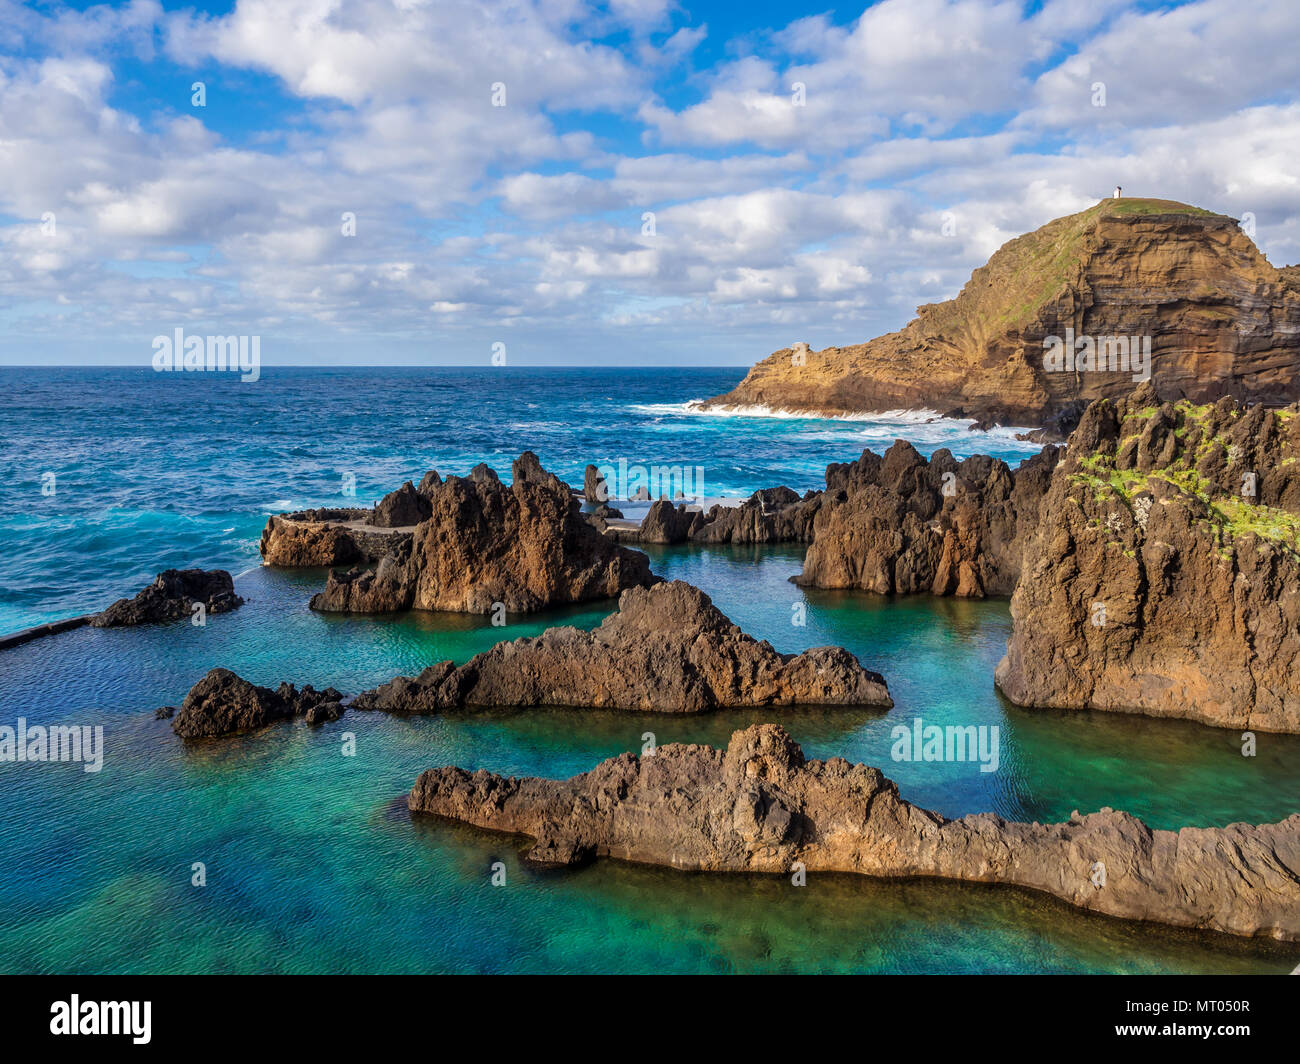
(1, 0, 1297, 363)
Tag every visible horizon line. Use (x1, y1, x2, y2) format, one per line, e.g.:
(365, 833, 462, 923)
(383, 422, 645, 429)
(0, 362, 748, 370)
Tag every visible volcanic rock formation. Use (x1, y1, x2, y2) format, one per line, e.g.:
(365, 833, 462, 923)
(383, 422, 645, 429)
(701, 199, 1300, 431)
(310, 452, 658, 614)
(794, 440, 1060, 597)
(996, 381, 1300, 732)
(169, 667, 343, 738)
(354, 580, 891, 713)
(91, 569, 244, 628)
(408, 723, 1300, 941)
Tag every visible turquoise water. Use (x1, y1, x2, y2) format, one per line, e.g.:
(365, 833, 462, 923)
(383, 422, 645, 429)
(1, 369, 1298, 973)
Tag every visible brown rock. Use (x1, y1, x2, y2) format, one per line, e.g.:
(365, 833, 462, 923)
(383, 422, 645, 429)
(700, 199, 1300, 430)
(372, 481, 431, 528)
(91, 569, 244, 628)
(996, 382, 1300, 732)
(690, 488, 822, 545)
(259, 509, 370, 566)
(583, 464, 608, 503)
(409, 723, 1300, 941)
(354, 580, 891, 713)
(311, 452, 658, 614)
(639, 499, 702, 544)
(170, 667, 343, 738)
(795, 441, 1059, 597)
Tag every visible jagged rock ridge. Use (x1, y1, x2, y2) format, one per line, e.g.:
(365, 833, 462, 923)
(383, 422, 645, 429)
(309, 452, 657, 614)
(354, 581, 891, 714)
(795, 441, 1060, 597)
(408, 723, 1300, 941)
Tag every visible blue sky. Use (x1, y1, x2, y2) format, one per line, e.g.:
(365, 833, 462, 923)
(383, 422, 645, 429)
(2, 0, 1298, 366)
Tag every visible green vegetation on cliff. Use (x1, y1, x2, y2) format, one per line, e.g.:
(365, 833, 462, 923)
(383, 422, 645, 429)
(1070, 397, 1300, 555)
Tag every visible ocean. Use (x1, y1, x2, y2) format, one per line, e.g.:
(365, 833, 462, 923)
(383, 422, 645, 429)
(1, 367, 1297, 973)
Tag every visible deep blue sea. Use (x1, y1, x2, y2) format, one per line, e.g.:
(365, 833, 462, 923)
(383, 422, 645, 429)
(1, 367, 1045, 634)
(1, 367, 1297, 974)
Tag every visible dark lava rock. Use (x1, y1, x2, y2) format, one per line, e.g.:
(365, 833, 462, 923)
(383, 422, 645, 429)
(91, 569, 244, 628)
(372, 481, 432, 528)
(170, 667, 344, 739)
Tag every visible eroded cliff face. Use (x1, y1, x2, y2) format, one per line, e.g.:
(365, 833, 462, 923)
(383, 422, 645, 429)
(309, 452, 658, 615)
(702, 199, 1300, 428)
(996, 381, 1300, 732)
(794, 440, 1059, 597)
(408, 723, 1300, 941)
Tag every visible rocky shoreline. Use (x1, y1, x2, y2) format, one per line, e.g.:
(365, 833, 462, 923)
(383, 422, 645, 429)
(408, 723, 1300, 942)
(40, 379, 1296, 946)
(246, 378, 1300, 733)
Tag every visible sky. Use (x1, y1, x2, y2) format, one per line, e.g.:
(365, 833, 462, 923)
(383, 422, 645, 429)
(1, 0, 1298, 367)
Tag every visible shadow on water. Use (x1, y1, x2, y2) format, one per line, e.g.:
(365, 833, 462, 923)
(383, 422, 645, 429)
(405, 812, 1300, 976)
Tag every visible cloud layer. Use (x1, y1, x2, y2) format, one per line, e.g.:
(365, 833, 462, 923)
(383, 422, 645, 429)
(2, 0, 1297, 365)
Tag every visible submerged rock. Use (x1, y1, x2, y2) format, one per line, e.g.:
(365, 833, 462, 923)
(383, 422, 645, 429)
(170, 668, 343, 738)
(354, 580, 891, 713)
(996, 381, 1300, 732)
(91, 569, 244, 628)
(310, 452, 658, 614)
(409, 723, 1300, 941)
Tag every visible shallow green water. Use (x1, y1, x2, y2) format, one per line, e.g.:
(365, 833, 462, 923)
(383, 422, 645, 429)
(2, 544, 1297, 973)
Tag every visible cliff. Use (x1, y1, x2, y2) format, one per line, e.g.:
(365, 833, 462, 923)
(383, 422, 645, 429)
(996, 381, 1300, 732)
(701, 199, 1300, 429)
